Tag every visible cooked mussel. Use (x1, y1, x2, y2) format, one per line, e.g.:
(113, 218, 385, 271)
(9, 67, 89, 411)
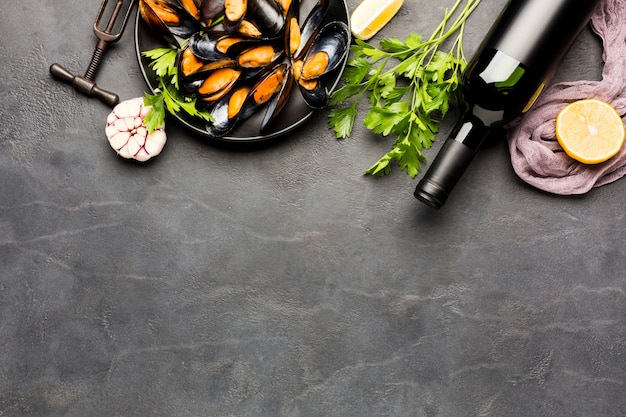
(299, 21, 349, 81)
(244, 62, 290, 112)
(292, 59, 325, 109)
(180, 0, 225, 26)
(188, 30, 247, 62)
(258, 64, 293, 133)
(196, 65, 243, 102)
(294, 69, 326, 109)
(223, 0, 286, 40)
(177, 49, 240, 99)
(276, 0, 296, 16)
(207, 85, 252, 136)
(139, 0, 201, 46)
(235, 61, 294, 133)
(283, 0, 300, 57)
(289, 0, 328, 60)
(237, 43, 284, 68)
(178, 43, 236, 79)
(294, 21, 350, 109)
(207, 62, 292, 136)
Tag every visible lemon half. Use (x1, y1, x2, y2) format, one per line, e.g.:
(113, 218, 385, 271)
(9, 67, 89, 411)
(555, 99, 625, 164)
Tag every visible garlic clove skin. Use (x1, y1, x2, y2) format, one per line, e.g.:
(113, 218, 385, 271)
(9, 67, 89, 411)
(105, 97, 166, 162)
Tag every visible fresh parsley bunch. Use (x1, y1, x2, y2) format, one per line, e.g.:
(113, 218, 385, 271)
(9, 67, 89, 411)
(329, 0, 481, 178)
(141, 47, 214, 133)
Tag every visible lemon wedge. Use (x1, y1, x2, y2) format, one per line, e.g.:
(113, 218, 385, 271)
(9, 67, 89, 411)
(350, 0, 404, 41)
(555, 99, 625, 164)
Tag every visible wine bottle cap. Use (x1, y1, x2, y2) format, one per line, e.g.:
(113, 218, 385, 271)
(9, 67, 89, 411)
(414, 178, 448, 209)
(414, 138, 476, 209)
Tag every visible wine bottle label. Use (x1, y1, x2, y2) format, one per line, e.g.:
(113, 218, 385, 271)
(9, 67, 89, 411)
(478, 50, 522, 85)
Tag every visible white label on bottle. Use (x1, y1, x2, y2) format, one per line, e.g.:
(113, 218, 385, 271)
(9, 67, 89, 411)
(478, 50, 521, 84)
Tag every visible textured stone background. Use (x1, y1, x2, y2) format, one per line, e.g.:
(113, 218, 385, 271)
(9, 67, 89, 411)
(1, 0, 624, 416)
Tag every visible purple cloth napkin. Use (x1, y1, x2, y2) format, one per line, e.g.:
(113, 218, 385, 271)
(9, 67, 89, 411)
(507, 0, 626, 195)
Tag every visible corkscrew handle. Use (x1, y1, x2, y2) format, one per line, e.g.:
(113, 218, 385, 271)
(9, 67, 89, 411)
(49, 63, 119, 107)
(48, 0, 135, 107)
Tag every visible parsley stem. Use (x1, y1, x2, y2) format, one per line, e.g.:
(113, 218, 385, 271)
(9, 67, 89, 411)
(328, 0, 482, 177)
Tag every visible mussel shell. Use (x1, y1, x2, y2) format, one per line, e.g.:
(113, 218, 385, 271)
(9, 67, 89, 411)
(237, 43, 285, 69)
(179, 0, 202, 21)
(230, 62, 291, 130)
(206, 85, 252, 137)
(244, 63, 290, 106)
(197, 66, 243, 102)
(291, 0, 329, 60)
(206, 97, 235, 136)
(223, 0, 246, 27)
(283, 0, 300, 58)
(193, 31, 268, 63)
(224, 0, 286, 40)
(248, 0, 286, 38)
(139, 0, 201, 46)
(200, 0, 226, 24)
(276, 0, 295, 16)
(180, 77, 206, 96)
(188, 31, 230, 62)
(177, 43, 237, 80)
(178, 57, 240, 97)
(292, 19, 350, 110)
(180, 0, 226, 25)
(299, 21, 350, 81)
(260, 68, 293, 134)
(297, 76, 329, 110)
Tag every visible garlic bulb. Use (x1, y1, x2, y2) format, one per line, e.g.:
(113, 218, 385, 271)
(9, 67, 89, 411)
(105, 97, 166, 162)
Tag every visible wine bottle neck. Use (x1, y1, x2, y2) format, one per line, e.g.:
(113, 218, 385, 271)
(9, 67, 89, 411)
(414, 117, 498, 209)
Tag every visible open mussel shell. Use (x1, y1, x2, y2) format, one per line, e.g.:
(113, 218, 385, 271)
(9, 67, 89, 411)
(285, 0, 331, 61)
(190, 30, 269, 63)
(237, 43, 285, 69)
(199, 0, 226, 23)
(296, 71, 329, 110)
(207, 62, 292, 137)
(242, 63, 291, 116)
(275, 0, 296, 16)
(283, 0, 301, 58)
(188, 31, 232, 62)
(177, 43, 236, 81)
(196, 65, 244, 102)
(206, 85, 252, 137)
(259, 66, 294, 133)
(180, 0, 225, 26)
(139, 0, 201, 47)
(293, 20, 350, 109)
(223, 0, 286, 40)
(299, 20, 350, 81)
(178, 54, 241, 99)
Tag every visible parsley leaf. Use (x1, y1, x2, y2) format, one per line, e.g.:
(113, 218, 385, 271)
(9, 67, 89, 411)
(142, 48, 178, 78)
(140, 46, 213, 132)
(143, 92, 165, 133)
(329, 0, 481, 178)
(328, 104, 357, 138)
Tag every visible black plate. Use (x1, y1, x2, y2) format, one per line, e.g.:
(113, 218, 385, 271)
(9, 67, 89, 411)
(134, 0, 350, 143)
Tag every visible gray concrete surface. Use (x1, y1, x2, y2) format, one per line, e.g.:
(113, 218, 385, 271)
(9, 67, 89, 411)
(1, 0, 624, 416)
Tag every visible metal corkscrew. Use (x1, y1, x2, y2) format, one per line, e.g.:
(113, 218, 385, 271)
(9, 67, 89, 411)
(49, 0, 136, 107)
